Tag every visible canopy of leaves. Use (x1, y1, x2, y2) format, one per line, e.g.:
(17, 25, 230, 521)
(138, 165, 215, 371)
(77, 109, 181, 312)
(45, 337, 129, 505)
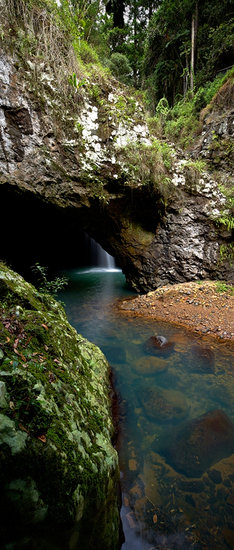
(143, 0, 234, 108)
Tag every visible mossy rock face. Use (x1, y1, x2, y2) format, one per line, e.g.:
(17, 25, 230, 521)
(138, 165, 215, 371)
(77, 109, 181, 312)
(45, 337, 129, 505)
(0, 263, 121, 550)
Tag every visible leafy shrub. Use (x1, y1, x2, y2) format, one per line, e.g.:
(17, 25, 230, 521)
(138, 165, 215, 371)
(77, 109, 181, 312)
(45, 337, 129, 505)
(216, 281, 234, 294)
(164, 97, 200, 148)
(117, 139, 175, 208)
(76, 39, 99, 65)
(151, 69, 234, 147)
(107, 53, 132, 85)
(155, 97, 169, 117)
(31, 263, 68, 296)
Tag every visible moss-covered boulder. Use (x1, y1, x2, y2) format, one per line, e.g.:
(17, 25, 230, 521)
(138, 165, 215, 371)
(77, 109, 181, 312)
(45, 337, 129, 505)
(0, 264, 121, 550)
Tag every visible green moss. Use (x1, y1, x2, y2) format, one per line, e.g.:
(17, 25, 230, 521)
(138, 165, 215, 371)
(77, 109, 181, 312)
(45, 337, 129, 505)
(0, 263, 120, 548)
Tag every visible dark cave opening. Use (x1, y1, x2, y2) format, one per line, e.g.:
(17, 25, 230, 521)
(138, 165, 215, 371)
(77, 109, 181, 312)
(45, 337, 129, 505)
(0, 186, 115, 282)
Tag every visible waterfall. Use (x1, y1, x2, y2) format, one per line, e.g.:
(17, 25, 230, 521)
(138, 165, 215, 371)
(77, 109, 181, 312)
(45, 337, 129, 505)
(84, 234, 119, 272)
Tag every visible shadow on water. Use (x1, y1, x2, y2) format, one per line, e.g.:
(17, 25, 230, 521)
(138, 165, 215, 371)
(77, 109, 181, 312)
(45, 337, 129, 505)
(58, 266, 234, 550)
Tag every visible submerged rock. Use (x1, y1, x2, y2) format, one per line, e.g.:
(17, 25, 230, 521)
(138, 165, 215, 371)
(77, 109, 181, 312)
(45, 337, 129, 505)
(133, 356, 169, 375)
(0, 264, 121, 550)
(144, 335, 175, 357)
(159, 409, 234, 478)
(189, 344, 215, 374)
(140, 386, 188, 422)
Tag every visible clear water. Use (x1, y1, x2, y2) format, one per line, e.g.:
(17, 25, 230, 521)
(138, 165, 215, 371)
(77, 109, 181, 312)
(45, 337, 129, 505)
(58, 268, 234, 550)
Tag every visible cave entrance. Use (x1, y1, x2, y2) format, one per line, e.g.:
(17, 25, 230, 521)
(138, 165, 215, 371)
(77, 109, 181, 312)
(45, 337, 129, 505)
(0, 186, 118, 280)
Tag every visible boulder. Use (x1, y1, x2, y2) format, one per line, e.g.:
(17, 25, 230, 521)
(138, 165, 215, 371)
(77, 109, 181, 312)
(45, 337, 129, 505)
(0, 264, 121, 550)
(159, 409, 234, 477)
(144, 335, 175, 357)
(140, 386, 188, 422)
(190, 344, 215, 374)
(133, 356, 169, 375)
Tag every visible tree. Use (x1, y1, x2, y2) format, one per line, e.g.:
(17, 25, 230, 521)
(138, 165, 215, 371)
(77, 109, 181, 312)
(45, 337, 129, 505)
(102, 0, 161, 86)
(190, 0, 198, 91)
(106, 0, 125, 28)
(143, 0, 233, 108)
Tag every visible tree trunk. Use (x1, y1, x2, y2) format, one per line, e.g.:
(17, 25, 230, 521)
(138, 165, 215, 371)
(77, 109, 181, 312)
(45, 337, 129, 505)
(133, 0, 137, 86)
(106, 0, 125, 28)
(184, 52, 189, 96)
(190, 1, 198, 91)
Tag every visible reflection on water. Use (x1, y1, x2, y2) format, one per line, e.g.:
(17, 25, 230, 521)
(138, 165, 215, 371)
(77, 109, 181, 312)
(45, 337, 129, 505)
(59, 268, 234, 550)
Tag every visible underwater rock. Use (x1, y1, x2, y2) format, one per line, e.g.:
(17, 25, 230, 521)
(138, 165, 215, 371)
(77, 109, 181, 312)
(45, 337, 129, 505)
(207, 469, 222, 484)
(140, 386, 188, 422)
(160, 409, 234, 478)
(189, 345, 215, 374)
(168, 333, 192, 353)
(144, 335, 175, 357)
(133, 356, 169, 375)
(0, 264, 121, 550)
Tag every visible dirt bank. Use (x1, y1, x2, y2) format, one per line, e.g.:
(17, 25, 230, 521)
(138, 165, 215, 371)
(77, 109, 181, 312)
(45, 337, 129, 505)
(118, 281, 234, 342)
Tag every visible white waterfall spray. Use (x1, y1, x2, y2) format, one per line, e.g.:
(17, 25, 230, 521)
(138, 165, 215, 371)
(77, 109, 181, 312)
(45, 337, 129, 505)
(83, 234, 120, 272)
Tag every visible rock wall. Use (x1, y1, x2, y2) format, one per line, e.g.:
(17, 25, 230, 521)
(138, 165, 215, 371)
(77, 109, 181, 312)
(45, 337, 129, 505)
(0, 38, 233, 290)
(192, 77, 234, 172)
(0, 264, 121, 550)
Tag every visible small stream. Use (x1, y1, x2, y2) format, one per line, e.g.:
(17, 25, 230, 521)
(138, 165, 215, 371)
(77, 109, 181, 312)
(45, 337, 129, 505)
(58, 242, 234, 550)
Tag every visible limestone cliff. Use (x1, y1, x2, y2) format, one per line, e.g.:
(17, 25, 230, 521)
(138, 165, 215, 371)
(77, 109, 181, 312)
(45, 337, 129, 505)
(0, 263, 121, 550)
(0, 0, 233, 291)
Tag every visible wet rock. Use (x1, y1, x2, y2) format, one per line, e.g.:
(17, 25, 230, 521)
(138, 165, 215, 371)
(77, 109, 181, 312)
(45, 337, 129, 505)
(133, 356, 168, 375)
(223, 528, 234, 549)
(207, 469, 222, 484)
(185, 494, 196, 507)
(144, 335, 175, 357)
(227, 489, 234, 507)
(140, 386, 188, 422)
(189, 345, 215, 374)
(161, 409, 234, 477)
(178, 479, 204, 493)
(168, 333, 192, 353)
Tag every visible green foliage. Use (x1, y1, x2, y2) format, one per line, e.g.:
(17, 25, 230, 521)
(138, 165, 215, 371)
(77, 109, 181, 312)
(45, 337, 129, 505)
(219, 243, 234, 266)
(217, 215, 234, 231)
(152, 138, 173, 170)
(107, 53, 132, 85)
(68, 72, 87, 89)
(182, 159, 207, 173)
(155, 97, 170, 117)
(143, 0, 233, 108)
(163, 97, 201, 147)
(76, 39, 100, 65)
(216, 281, 234, 295)
(117, 139, 175, 208)
(150, 69, 233, 146)
(216, 183, 234, 231)
(31, 263, 68, 296)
